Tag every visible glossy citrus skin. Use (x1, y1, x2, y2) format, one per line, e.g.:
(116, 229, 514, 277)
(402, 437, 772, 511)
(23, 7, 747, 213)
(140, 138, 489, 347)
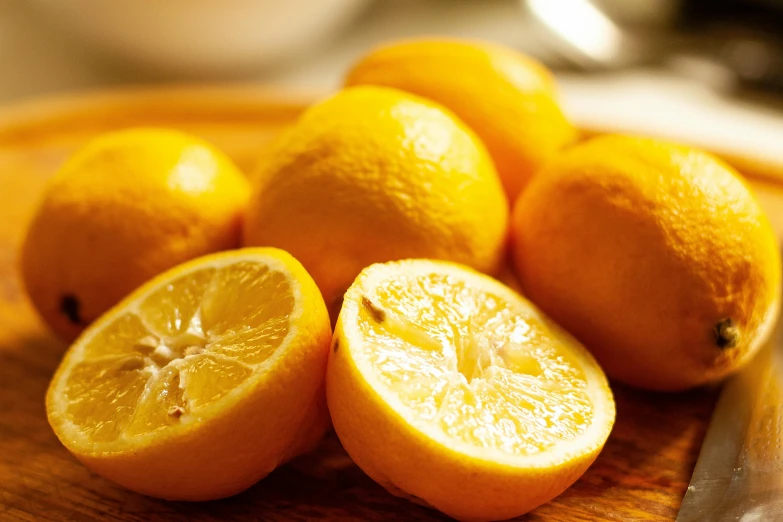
(345, 39, 577, 201)
(511, 135, 781, 391)
(243, 86, 508, 319)
(46, 248, 332, 500)
(21, 128, 250, 341)
(327, 259, 615, 521)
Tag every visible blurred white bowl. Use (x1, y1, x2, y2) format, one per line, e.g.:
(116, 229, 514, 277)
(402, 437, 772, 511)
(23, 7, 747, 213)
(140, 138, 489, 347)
(27, 0, 370, 78)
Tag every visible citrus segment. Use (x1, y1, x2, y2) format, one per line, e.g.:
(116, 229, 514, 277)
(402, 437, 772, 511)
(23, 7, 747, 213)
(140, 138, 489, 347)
(358, 274, 594, 456)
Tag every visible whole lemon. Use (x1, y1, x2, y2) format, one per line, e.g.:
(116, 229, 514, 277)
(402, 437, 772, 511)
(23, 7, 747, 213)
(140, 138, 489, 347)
(22, 128, 250, 341)
(511, 135, 781, 391)
(345, 39, 577, 201)
(243, 86, 508, 318)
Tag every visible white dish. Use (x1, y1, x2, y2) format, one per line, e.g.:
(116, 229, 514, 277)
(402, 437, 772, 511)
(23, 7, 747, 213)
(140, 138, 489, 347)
(28, 0, 370, 78)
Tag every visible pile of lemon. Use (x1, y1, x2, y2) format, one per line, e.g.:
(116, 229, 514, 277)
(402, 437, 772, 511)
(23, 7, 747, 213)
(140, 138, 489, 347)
(22, 40, 780, 521)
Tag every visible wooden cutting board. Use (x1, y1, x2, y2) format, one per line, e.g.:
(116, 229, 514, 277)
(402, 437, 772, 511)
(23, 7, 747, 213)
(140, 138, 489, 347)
(2, 86, 783, 522)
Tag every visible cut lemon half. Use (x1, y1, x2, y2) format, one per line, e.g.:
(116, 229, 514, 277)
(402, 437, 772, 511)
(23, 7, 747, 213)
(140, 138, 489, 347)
(46, 247, 331, 500)
(327, 259, 615, 521)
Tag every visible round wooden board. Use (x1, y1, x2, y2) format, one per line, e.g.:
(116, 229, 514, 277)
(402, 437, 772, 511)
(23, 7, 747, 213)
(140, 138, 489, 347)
(1, 86, 782, 522)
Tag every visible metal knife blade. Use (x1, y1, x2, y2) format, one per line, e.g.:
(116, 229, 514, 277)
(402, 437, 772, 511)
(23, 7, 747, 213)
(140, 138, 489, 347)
(677, 308, 783, 521)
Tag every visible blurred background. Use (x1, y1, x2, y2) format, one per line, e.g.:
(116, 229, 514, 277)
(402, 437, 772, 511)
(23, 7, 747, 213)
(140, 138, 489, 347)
(2, 0, 783, 160)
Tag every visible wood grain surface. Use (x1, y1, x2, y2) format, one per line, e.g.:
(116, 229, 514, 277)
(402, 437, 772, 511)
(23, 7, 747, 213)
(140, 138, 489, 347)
(1, 86, 782, 522)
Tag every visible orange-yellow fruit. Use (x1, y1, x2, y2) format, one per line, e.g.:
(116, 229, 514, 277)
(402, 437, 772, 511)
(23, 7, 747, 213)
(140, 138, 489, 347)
(328, 259, 615, 521)
(46, 247, 332, 500)
(511, 135, 781, 391)
(243, 86, 508, 319)
(345, 39, 577, 200)
(21, 128, 250, 341)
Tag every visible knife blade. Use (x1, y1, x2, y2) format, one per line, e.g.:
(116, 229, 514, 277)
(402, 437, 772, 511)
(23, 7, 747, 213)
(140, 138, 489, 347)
(677, 303, 783, 521)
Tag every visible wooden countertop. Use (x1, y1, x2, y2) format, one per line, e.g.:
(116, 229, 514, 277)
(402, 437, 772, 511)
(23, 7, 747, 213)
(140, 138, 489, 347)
(1, 86, 781, 521)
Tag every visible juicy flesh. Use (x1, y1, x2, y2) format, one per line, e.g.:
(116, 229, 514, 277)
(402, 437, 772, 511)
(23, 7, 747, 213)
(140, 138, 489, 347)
(61, 261, 294, 443)
(358, 273, 593, 456)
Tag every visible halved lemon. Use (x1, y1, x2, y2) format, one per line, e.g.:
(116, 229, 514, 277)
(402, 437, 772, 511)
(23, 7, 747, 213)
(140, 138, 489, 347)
(327, 259, 615, 521)
(46, 247, 331, 500)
